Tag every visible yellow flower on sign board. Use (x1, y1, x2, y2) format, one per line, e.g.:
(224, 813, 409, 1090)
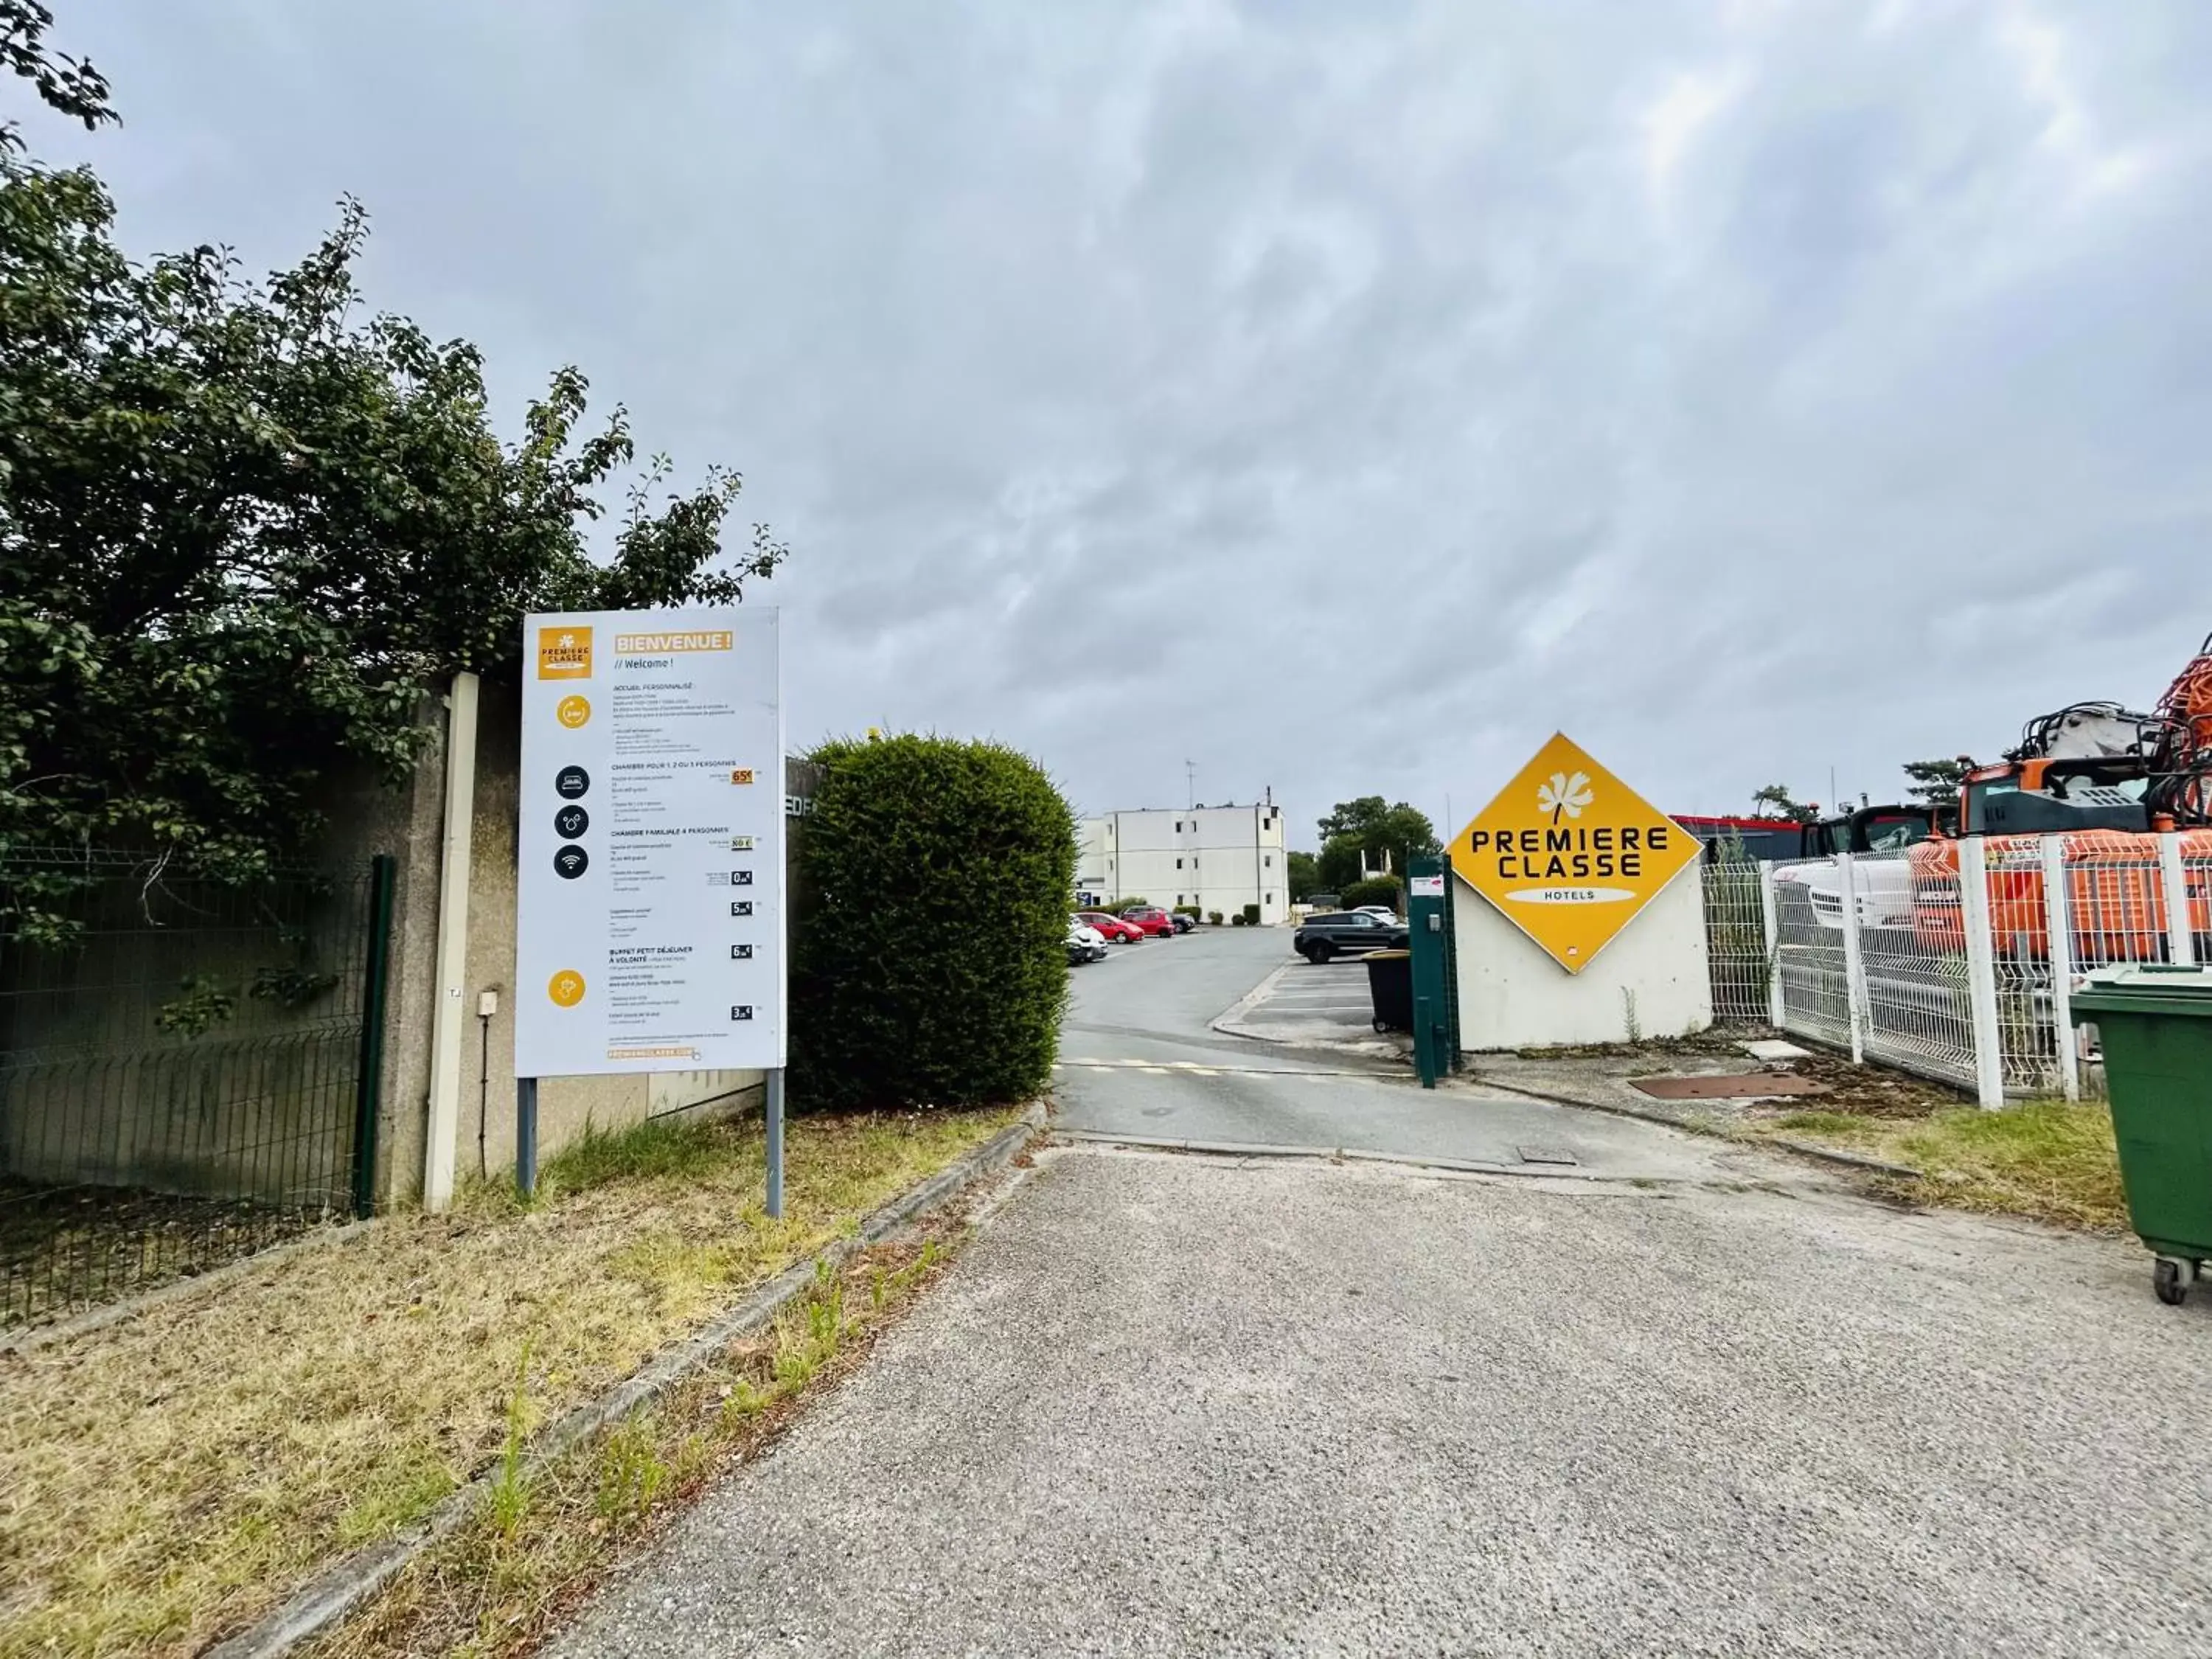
(1447, 734, 1701, 975)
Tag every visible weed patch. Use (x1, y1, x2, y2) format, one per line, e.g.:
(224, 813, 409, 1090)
(1751, 1100, 2126, 1232)
(0, 1107, 1019, 1659)
(299, 1225, 968, 1659)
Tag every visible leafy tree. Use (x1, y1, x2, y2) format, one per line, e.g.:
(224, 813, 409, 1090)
(2, 1, 113, 150)
(1315, 836, 1363, 894)
(1313, 796, 1439, 888)
(1338, 874, 1403, 914)
(1750, 784, 1819, 823)
(1285, 849, 1321, 901)
(1901, 757, 1967, 808)
(1, 21, 782, 916)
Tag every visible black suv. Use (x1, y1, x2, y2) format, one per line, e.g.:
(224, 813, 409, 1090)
(1293, 911, 1408, 964)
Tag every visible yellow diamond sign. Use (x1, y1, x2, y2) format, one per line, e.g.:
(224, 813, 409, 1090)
(1447, 733, 1701, 975)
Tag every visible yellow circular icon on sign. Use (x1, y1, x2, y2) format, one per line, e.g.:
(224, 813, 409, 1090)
(556, 695, 591, 729)
(547, 970, 586, 1008)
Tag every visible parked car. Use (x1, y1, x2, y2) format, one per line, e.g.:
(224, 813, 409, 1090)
(1293, 910, 1409, 963)
(1170, 911, 1196, 934)
(1077, 910, 1144, 943)
(1066, 919, 1110, 964)
(1118, 904, 1178, 939)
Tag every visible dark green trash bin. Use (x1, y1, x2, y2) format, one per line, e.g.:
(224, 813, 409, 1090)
(2072, 964, 2212, 1307)
(1365, 949, 1413, 1034)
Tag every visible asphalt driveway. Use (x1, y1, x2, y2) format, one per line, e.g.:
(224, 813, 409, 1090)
(548, 1145, 2212, 1658)
(1055, 925, 1740, 1181)
(541, 926, 2212, 1657)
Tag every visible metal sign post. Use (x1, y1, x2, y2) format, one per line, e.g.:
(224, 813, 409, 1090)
(513, 606, 787, 1210)
(1406, 857, 1456, 1088)
(765, 1069, 785, 1218)
(516, 1075, 539, 1198)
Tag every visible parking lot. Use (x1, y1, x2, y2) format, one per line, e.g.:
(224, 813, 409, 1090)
(1217, 951, 1391, 1048)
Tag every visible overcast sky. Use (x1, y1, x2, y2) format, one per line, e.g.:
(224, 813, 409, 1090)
(21, 1, 2211, 847)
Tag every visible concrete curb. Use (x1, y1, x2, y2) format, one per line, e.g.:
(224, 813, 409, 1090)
(205, 1105, 1044, 1659)
(1051, 1127, 1638, 1186)
(1454, 1074, 1927, 1181)
(1766, 1137, 1928, 1180)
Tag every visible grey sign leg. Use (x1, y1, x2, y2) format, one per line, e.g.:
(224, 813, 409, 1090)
(765, 1068, 785, 1220)
(516, 1075, 539, 1200)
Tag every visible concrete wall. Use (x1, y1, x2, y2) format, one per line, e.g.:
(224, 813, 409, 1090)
(0, 731, 445, 1207)
(0, 678, 766, 1214)
(313, 699, 451, 1208)
(1453, 863, 1713, 1049)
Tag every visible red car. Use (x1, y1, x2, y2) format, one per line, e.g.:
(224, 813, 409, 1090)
(1118, 905, 1177, 939)
(1078, 911, 1144, 943)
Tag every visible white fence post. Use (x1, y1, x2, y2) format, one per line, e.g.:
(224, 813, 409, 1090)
(2042, 836, 2079, 1102)
(2159, 829, 2196, 967)
(1759, 860, 1784, 1029)
(1958, 838, 2006, 1109)
(1837, 852, 1867, 1064)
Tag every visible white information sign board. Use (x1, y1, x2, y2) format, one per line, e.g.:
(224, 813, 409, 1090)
(515, 607, 784, 1077)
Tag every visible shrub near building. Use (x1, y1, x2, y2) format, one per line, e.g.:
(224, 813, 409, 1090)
(1338, 874, 1404, 914)
(792, 736, 1076, 1110)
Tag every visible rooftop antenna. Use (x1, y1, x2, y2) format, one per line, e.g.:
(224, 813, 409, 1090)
(1186, 759, 1196, 810)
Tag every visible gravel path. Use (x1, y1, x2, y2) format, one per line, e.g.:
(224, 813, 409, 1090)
(548, 1146, 2212, 1658)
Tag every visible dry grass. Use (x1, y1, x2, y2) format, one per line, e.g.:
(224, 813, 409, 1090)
(0, 1106, 1019, 1659)
(300, 1222, 968, 1659)
(1750, 1099, 2128, 1232)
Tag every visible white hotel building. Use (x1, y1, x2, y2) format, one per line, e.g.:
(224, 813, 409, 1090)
(1077, 803, 1290, 925)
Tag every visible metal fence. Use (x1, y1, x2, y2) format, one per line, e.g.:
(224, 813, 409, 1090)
(1701, 860, 1771, 1025)
(0, 850, 393, 1326)
(1705, 832, 2212, 1104)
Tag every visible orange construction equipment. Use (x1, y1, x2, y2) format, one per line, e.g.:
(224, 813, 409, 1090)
(1911, 829, 2212, 961)
(1908, 632, 2212, 961)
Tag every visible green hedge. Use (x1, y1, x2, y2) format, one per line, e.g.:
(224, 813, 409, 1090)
(1338, 874, 1403, 913)
(791, 735, 1075, 1110)
(1241, 902, 1260, 925)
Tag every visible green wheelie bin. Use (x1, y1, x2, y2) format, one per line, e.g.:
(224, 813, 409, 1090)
(2071, 964, 2212, 1307)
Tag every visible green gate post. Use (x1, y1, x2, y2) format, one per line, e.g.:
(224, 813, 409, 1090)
(1406, 855, 1458, 1087)
(350, 854, 398, 1217)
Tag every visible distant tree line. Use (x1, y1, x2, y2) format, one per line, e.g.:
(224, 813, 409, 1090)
(1287, 796, 1440, 899)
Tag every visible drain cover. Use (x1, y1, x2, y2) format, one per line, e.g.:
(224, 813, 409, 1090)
(1630, 1073, 1830, 1100)
(1516, 1145, 1579, 1166)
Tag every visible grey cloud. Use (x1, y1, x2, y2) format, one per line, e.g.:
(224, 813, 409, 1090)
(24, 0, 2212, 836)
